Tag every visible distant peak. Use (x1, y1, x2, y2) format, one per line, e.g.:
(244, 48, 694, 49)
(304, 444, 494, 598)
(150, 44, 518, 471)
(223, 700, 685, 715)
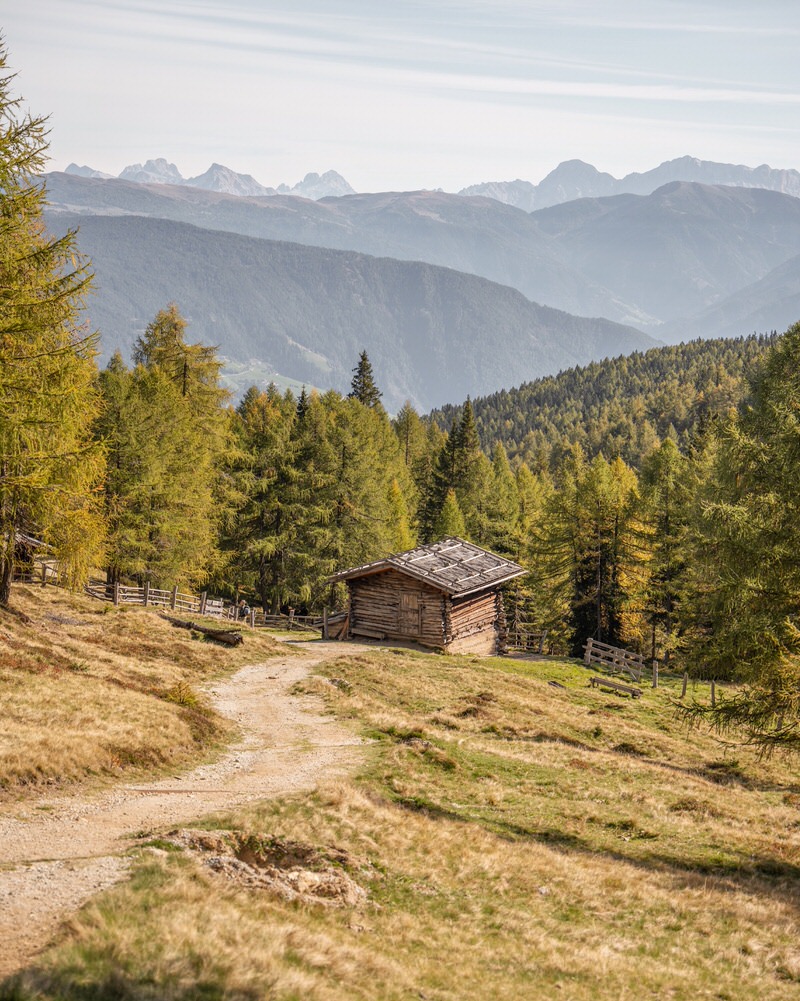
(119, 158, 184, 184)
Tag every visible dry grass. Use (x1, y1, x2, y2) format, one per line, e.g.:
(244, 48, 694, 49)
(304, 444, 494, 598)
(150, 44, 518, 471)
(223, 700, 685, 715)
(6, 646, 800, 1000)
(0, 584, 285, 798)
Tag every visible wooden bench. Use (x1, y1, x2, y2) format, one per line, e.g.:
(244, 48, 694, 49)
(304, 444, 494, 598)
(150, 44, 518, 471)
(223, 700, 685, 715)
(589, 675, 642, 698)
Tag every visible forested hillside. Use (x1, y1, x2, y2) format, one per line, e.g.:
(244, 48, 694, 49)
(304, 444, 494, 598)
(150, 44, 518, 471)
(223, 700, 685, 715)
(46, 212, 652, 411)
(430, 334, 776, 472)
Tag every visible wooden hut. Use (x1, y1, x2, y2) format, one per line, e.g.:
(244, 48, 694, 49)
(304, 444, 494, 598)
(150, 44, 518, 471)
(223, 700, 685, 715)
(329, 537, 526, 655)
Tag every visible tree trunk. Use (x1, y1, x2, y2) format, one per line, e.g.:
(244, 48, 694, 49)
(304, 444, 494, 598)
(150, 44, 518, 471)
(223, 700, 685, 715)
(0, 524, 15, 605)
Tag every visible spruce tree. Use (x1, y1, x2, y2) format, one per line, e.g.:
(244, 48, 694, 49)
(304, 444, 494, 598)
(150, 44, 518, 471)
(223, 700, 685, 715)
(348, 350, 383, 408)
(0, 45, 105, 602)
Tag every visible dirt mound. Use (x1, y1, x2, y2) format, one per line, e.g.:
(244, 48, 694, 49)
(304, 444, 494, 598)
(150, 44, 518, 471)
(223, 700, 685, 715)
(167, 828, 369, 908)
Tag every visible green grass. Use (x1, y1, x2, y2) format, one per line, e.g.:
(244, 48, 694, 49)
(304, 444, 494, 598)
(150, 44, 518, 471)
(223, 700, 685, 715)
(5, 647, 800, 1000)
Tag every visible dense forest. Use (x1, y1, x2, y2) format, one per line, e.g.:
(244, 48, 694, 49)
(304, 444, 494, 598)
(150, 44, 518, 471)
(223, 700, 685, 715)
(430, 334, 777, 472)
(3, 45, 800, 750)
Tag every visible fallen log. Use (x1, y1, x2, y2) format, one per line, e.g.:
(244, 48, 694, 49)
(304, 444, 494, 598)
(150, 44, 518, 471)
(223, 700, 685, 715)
(160, 614, 243, 646)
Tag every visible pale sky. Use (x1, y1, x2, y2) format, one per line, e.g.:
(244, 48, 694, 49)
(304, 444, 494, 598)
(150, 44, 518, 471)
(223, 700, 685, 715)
(5, 0, 800, 192)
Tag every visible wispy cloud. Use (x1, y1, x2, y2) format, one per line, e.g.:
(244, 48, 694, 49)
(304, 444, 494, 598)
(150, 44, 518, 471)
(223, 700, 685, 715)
(6, 0, 799, 190)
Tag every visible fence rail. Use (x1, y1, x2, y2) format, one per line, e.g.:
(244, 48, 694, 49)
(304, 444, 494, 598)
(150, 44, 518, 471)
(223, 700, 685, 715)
(14, 558, 337, 631)
(583, 637, 647, 683)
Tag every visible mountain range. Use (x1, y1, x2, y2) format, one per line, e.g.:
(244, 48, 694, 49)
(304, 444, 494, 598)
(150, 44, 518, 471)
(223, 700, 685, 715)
(45, 170, 800, 336)
(459, 155, 800, 211)
(67, 154, 800, 209)
(43, 155, 800, 409)
(65, 158, 355, 200)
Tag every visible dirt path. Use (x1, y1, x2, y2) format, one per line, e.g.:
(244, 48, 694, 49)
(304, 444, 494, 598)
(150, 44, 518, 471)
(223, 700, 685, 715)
(0, 642, 368, 979)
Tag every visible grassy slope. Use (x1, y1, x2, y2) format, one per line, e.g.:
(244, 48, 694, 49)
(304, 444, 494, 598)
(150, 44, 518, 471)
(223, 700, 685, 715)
(6, 642, 800, 1000)
(0, 585, 285, 797)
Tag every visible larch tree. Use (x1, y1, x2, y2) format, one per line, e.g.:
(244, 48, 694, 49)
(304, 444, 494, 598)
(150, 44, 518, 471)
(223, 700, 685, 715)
(681, 324, 800, 750)
(639, 437, 691, 664)
(535, 452, 644, 656)
(432, 488, 467, 540)
(98, 306, 229, 587)
(0, 45, 105, 603)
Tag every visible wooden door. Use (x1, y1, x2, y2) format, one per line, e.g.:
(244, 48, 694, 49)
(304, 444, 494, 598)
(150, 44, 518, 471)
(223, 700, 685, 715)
(398, 591, 421, 635)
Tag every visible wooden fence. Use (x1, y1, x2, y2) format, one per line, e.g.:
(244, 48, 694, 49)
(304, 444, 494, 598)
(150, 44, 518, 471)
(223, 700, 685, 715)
(508, 617, 549, 654)
(83, 578, 240, 619)
(15, 561, 329, 631)
(584, 637, 648, 683)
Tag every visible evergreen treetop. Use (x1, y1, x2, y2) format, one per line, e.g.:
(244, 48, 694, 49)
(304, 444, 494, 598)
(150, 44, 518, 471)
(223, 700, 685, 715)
(348, 350, 383, 408)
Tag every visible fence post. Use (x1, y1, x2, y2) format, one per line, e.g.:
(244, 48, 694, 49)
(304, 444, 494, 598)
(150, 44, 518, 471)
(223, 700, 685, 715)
(249, 607, 255, 628)
(681, 672, 688, 699)
(170, 585, 178, 610)
(652, 660, 659, 689)
(200, 591, 207, 616)
(41, 563, 48, 586)
(143, 581, 150, 607)
(711, 680, 716, 707)
(288, 607, 295, 631)
(323, 607, 329, 640)
(113, 581, 120, 606)
(583, 637, 593, 666)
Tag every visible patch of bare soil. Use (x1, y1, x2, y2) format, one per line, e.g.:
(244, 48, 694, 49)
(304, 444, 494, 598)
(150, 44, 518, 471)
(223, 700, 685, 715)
(166, 828, 369, 908)
(0, 641, 368, 978)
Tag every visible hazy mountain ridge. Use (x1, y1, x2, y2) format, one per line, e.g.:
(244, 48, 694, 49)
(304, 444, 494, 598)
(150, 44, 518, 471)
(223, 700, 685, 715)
(45, 171, 800, 338)
(64, 159, 354, 200)
(659, 252, 800, 343)
(48, 211, 655, 410)
(461, 155, 800, 211)
(64, 153, 800, 209)
(42, 172, 653, 326)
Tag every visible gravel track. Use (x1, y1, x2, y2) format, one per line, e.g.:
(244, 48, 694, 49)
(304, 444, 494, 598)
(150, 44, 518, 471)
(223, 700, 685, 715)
(0, 641, 367, 978)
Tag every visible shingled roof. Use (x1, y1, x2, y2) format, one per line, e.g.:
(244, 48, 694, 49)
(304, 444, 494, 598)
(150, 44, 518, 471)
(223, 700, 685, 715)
(329, 537, 526, 598)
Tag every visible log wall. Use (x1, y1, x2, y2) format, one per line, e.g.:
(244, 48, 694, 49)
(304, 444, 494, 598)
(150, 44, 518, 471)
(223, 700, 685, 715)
(346, 569, 505, 654)
(446, 590, 500, 655)
(348, 570, 446, 647)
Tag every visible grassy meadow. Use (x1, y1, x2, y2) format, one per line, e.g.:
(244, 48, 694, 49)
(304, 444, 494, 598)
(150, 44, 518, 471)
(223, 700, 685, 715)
(5, 629, 800, 1000)
(0, 584, 285, 797)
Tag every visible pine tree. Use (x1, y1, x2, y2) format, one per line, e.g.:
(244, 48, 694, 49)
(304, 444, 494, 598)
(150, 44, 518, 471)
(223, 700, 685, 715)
(348, 350, 383, 408)
(0, 46, 105, 602)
